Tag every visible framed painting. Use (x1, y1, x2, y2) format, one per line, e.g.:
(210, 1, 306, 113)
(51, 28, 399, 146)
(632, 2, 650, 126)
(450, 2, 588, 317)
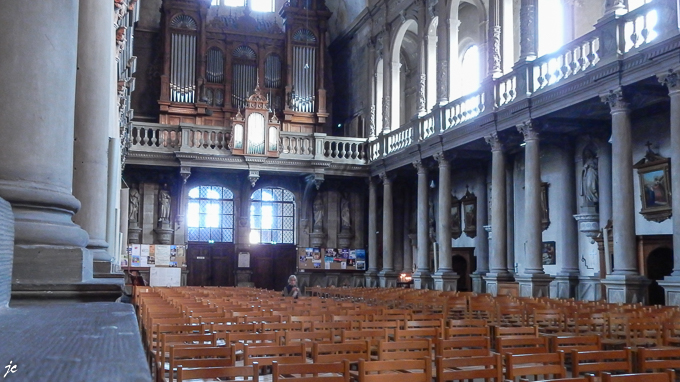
(451, 196, 462, 239)
(461, 189, 477, 238)
(542, 241, 556, 265)
(634, 147, 671, 222)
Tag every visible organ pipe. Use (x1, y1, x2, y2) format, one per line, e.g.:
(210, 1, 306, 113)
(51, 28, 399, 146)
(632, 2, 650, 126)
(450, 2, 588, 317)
(170, 33, 196, 103)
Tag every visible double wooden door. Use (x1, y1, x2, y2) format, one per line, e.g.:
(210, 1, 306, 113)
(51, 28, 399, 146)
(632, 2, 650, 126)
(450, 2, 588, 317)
(249, 244, 297, 291)
(186, 243, 236, 286)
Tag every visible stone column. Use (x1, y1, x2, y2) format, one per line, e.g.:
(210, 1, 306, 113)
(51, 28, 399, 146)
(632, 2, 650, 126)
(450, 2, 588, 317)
(73, 0, 115, 273)
(382, 25, 392, 134)
(600, 89, 649, 303)
(365, 176, 380, 287)
(488, 0, 503, 79)
(435, 0, 448, 104)
(413, 160, 433, 289)
(433, 152, 458, 291)
(471, 169, 489, 293)
(518, 0, 538, 61)
(378, 172, 397, 287)
(658, 68, 680, 306)
(0, 1, 91, 286)
(483, 133, 513, 295)
(515, 121, 553, 297)
(554, 139, 579, 298)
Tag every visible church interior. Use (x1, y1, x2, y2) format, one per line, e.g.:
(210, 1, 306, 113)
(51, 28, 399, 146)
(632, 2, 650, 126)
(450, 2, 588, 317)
(3, 0, 680, 380)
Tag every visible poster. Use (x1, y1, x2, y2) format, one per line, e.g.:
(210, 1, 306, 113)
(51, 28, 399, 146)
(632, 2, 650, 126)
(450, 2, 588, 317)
(155, 245, 171, 266)
(149, 267, 181, 287)
(148, 245, 156, 265)
(238, 252, 250, 268)
(169, 245, 177, 267)
(356, 261, 365, 270)
(355, 249, 366, 261)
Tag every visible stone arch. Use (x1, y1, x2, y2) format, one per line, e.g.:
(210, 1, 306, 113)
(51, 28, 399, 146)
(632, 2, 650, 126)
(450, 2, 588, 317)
(390, 19, 418, 130)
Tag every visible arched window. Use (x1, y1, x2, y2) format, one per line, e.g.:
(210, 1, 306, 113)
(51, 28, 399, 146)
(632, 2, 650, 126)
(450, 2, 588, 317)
(187, 186, 234, 242)
(251, 0, 275, 12)
(460, 45, 480, 95)
(250, 187, 295, 244)
(538, 0, 564, 56)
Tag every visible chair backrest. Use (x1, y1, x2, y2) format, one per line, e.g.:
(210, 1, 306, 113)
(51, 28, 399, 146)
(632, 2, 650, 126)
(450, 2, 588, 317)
(357, 357, 432, 382)
(312, 340, 370, 363)
(637, 347, 680, 373)
(571, 348, 633, 377)
(243, 343, 306, 366)
(167, 344, 235, 381)
(284, 329, 333, 353)
(394, 327, 440, 342)
(601, 370, 675, 382)
(272, 360, 350, 382)
(435, 353, 503, 382)
(176, 362, 259, 382)
(377, 339, 431, 361)
(505, 351, 566, 381)
(496, 335, 549, 356)
(435, 336, 491, 358)
(341, 328, 390, 346)
(224, 331, 283, 352)
(551, 335, 601, 353)
(445, 325, 490, 338)
(519, 377, 593, 382)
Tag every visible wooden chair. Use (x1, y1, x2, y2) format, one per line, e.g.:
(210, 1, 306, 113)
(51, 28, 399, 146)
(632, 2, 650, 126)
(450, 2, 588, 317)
(495, 335, 549, 356)
(341, 328, 390, 349)
(445, 325, 489, 339)
(312, 340, 370, 364)
(176, 362, 259, 382)
(272, 360, 350, 382)
(571, 348, 633, 378)
(637, 347, 680, 374)
(435, 336, 491, 358)
(284, 329, 333, 356)
(550, 335, 601, 353)
(377, 339, 431, 361)
(519, 377, 593, 382)
(224, 331, 283, 353)
(243, 343, 307, 367)
(312, 320, 352, 341)
(261, 321, 304, 333)
(160, 345, 235, 382)
(601, 370, 675, 382)
(434, 353, 503, 382)
(357, 357, 432, 382)
(505, 351, 567, 382)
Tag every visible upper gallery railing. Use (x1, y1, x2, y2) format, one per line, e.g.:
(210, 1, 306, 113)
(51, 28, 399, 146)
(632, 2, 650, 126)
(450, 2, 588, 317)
(369, 1, 676, 161)
(130, 122, 368, 165)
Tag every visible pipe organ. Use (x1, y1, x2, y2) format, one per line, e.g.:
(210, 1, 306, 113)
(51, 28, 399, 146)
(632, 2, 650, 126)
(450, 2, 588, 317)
(158, 0, 330, 137)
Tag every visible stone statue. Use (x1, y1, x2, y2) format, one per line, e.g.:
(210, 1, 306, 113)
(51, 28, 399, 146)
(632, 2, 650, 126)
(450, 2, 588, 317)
(340, 195, 351, 230)
(158, 188, 171, 223)
(313, 194, 323, 232)
(128, 188, 139, 222)
(581, 148, 599, 204)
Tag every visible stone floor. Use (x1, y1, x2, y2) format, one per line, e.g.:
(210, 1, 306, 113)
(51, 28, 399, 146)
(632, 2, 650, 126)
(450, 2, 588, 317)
(0, 302, 150, 381)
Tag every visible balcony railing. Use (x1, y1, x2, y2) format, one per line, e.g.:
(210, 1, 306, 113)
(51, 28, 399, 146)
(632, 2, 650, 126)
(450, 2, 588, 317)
(130, 123, 368, 165)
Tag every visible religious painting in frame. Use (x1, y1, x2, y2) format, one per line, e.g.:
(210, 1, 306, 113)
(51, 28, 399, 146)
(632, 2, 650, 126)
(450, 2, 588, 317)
(461, 189, 477, 238)
(634, 147, 671, 223)
(451, 196, 462, 239)
(542, 241, 556, 265)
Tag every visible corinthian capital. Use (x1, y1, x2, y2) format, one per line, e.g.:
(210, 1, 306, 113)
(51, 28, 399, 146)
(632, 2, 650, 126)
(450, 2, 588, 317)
(517, 120, 539, 141)
(600, 89, 628, 112)
(658, 68, 680, 92)
(485, 132, 503, 151)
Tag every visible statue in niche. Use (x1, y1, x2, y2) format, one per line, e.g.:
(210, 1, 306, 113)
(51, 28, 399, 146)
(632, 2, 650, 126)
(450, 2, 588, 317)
(581, 147, 599, 205)
(129, 188, 140, 222)
(340, 194, 351, 230)
(313, 194, 324, 232)
(158, 187, 171, 224)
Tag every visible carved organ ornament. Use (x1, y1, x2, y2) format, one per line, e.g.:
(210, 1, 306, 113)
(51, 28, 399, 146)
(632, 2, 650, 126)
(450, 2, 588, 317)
(158, 0, 330, 132)
(230, 82, 280, 158)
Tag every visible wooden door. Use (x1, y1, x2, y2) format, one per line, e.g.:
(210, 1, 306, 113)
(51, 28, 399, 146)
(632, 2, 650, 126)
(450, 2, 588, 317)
(249, 244, 297, 290)
(186, 245, 211, 286)
(211, 243, 236, 286)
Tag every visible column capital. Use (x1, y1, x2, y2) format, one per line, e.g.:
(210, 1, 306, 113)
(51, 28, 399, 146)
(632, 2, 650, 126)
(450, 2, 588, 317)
(517, 120, 539, 141)
(379, 171, 393, 185)
(658, 68, 680, 94)
(433, 151, 451, 167)
(485, 132, 504, 152)
(412, 159, 427, 173)
(600, 89, 629, 112)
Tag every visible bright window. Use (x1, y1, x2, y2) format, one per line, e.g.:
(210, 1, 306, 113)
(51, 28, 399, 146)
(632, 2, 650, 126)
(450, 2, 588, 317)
(538, 0, 564, 56)
(460, 45, 480, 95)
(224, 0, 246, 6)
(250, 187, 295, 244)
(187, 186, 234, 242)
(251, 0, 275, 12)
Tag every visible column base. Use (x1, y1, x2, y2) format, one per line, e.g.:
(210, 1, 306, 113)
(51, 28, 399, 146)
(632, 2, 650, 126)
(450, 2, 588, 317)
(378, 269, 398, 288)
(577, 275, 603, 301)
(515, 273, 555, 298)
(601, 274, 650, 304)
(432, 269, 460, 291)
(553, 273, 580, 299)
(412, 270, 433, 290)
(655, 276, 680, 306)
(364, 269, 380, 288)
(483, 272, 515, 296)
(471, 272, 487, 293)
(13, 245, 93, 284)
(309, 232, 326, 248)
(93, 259, 112, 276)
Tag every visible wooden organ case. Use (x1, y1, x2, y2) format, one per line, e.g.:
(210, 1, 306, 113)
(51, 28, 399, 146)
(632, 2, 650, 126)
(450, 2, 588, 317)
(158, 0, 330, 135)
